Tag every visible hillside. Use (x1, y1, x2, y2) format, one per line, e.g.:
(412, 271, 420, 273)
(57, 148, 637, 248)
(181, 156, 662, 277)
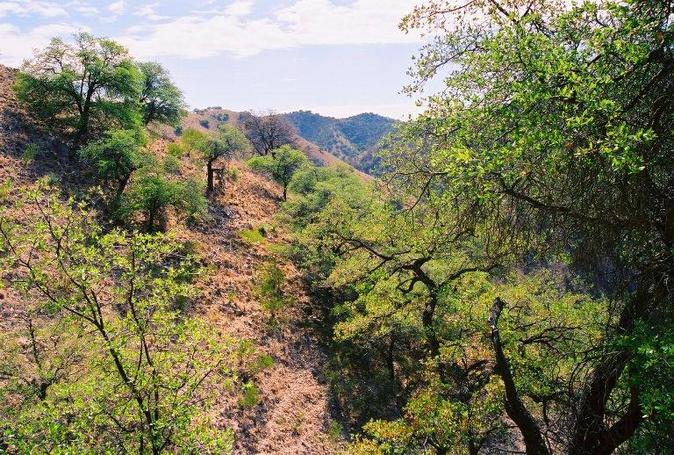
(284, 111, 396, 174)
(0, 64, 340, 454)
(152, 107, 371, 180)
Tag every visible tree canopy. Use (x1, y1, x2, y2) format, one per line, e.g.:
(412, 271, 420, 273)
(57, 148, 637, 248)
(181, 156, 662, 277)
(248, 145, 308, 200)
(14, 33, 142, 143)
(138, 62, 186, 126)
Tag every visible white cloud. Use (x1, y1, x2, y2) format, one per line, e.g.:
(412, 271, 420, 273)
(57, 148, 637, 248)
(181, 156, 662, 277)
(224, 1, 254, 17)
(134, 2, 168, 21)
(0, 22, 87, 66)
(118, 0, 420, 60)
(108, 0, 126, 15)
(75, 5, 99, 16)
(0, 1, 67, 18)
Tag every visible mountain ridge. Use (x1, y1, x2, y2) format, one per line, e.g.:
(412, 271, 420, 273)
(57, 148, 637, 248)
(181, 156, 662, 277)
(283, 110, 396, 174)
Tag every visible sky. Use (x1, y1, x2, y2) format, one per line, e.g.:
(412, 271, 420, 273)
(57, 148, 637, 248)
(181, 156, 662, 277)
(0, 0, 429, 119)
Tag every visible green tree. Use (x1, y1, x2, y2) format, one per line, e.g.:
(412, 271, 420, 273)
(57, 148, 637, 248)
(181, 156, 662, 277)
(125, 172, 204, 232)
(0, 184, 260, 453)
(138, 62, 186, 126)
(248, 145, 308, 200)
(78, 128, 147, 205)
(14, 33, 142, 143)
(374, 0, 674, 452)
(182, 126, 248, 194)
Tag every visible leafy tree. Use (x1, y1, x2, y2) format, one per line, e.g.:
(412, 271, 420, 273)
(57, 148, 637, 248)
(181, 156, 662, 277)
(78, 128, 146, 204)
(181, 126, 248, 194)
(241, 112, 296, 156)
(248, 145, 308, 200)
(125, 166, 206, 232)
(367, 0, 674, 452)
(0, 184, 261, 453)
(14, 33, 142, 143)
(138, 62, 186, 126)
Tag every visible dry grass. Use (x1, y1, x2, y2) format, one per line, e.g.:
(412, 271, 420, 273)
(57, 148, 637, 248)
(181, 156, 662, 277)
(0, 63, 340, 454)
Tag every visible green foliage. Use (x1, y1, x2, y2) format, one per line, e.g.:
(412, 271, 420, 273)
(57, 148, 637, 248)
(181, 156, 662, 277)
(167, 141, 185, 158)
(316, 0, 674, 452)
(200, 119, 210, 129)
(239, 227, 266, 245)
(78, 128, 146, 202)
(124, 169, 207, 232)
(0, 180, 11, 201)
(138, 61, 186, 126)
(164, 154, 181, 174)
(255, 261, 293, 323)
(239, 381, 260, 408)
(0, 184, 256, 453)
(14, 33, 142, 142)
(179, 126, 247, 194)
(248, 145, 308, 200)
(21, 144, 40, 164)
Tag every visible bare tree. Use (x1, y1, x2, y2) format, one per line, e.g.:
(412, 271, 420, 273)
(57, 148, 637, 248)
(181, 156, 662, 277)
(241, 111, 296, 156)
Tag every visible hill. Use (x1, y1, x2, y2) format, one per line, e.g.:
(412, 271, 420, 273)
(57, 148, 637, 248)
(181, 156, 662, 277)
(153, 107, 371, 180)
(0, 64, 340, 454)
(284, 111, 396, 174)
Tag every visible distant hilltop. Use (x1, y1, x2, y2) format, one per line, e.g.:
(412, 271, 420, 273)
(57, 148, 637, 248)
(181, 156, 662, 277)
(185, 107, 396, 175)
(284, 110, 397, 174)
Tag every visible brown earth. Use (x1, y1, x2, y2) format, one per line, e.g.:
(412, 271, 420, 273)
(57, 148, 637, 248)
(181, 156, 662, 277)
(0, 64, 340, 454)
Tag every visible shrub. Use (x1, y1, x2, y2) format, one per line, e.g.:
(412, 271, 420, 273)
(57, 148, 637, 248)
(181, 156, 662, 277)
(248, 145, 308, 200)
(167, 142, 184, 158)
(22, 143, 40, 163)
(239, 227, 265, 245)
(255, 262, 293, 323)
(164, 155, 180, 174)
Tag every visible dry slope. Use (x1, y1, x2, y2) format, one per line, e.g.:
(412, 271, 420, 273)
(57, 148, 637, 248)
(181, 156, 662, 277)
(0, 64, 339, 454)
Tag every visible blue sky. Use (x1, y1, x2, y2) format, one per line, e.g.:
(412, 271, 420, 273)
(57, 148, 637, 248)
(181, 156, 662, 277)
(0, 0, 428, 118)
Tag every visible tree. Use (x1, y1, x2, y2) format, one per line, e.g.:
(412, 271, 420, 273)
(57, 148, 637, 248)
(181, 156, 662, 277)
(181, 126, 248, 194)
(0, 184, 264, 453)
(248, 145, 308, 200)
(126, 172, 206, 232)
(381, 0, 674, 452)
(14, 33, 142, 143)
(241, 111, 296, 156)
(78, 128, 146, 205)
(138, 62, 186, 126)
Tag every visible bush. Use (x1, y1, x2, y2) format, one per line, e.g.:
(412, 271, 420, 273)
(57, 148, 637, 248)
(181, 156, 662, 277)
(199, 119, 210, 129)
(248, 145, 308, 200)
(167, 142, 184, 158)
(22, 143, 40, 163)
(255, 262, 293, 323)
(124, 173, 206, 232)
(164, 155, 180, 174)
(239, 227, 265, 245)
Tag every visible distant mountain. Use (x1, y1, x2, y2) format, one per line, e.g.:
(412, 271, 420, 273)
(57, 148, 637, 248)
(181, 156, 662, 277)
(284, 111, 397, 174)
(158, 107, 394, 176)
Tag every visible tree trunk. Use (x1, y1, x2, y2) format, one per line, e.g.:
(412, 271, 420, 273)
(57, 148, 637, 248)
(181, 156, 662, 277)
(422, 293, 440, 360)
(569, 274, 659, 455)
(489, 298, 549, 455)
(207, 160, 214, 194)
